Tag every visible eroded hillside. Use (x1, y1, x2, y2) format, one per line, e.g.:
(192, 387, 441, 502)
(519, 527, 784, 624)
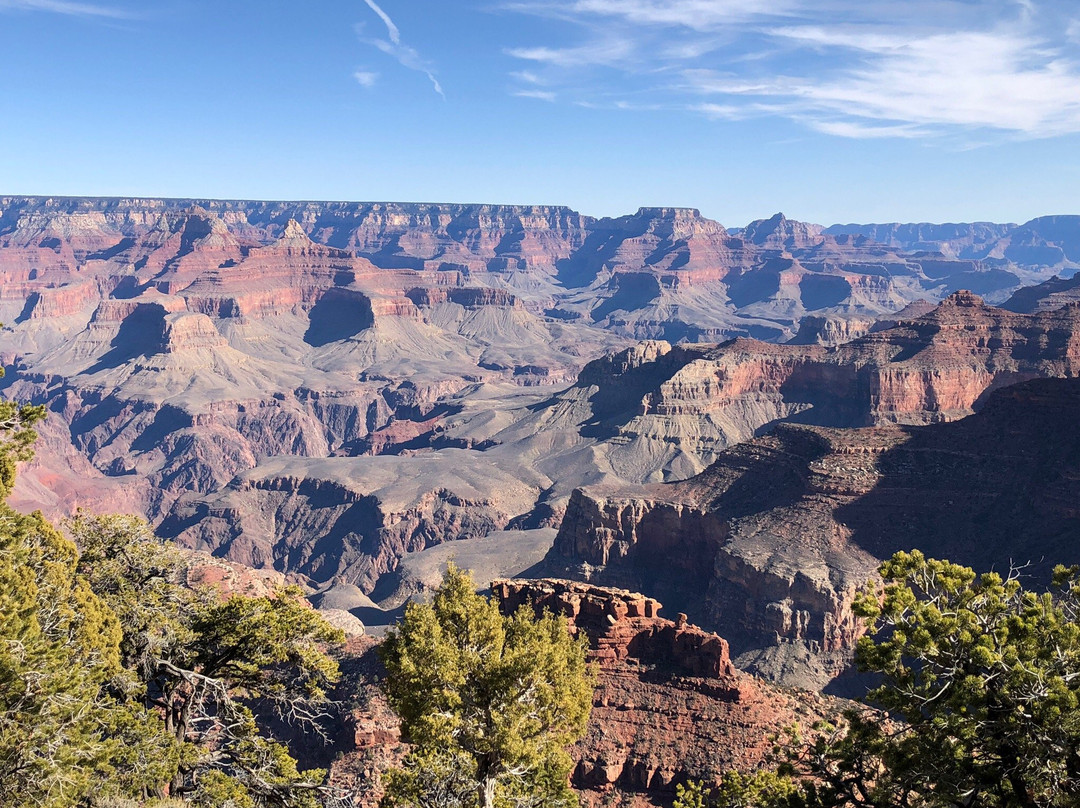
(3, 197, 1080, 651)
(551, 377, 1080, 689)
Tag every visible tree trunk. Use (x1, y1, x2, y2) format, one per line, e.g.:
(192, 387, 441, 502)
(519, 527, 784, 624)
(480, 775, 496, 808)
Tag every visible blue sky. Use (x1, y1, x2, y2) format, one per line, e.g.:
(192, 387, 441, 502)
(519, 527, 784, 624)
(1, 0, 1078, 225)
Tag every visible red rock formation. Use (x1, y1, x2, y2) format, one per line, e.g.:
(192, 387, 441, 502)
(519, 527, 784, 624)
(583, 292, 1080, 469)
(499, 580, 838, 804)
(329, 583, 836, 807)
(3, 197, 1079, 630)
(551, 377, 1080, 689)
(181, 548, 291, 598)
(494, 579, 733, 680)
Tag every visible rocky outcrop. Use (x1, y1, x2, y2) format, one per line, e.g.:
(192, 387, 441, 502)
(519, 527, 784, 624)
(550, 377, 1080, 689)
(177, 548, 365, 641)
(545, 292, 1080, 481)
(494, 579, 731, 678)
(742, 212, 825, 250)
(1002, 273, 1080, 313)
(180, 548, 292, 598)
(788, 314, 878, 345)
(159, 450, 547, 591)
(329, 584, 837, 807)
(493, 580, 835, 805)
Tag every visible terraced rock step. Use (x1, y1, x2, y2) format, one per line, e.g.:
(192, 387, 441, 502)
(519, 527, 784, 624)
(329, 581, 838, 807)
(551, 377, 1080, 689)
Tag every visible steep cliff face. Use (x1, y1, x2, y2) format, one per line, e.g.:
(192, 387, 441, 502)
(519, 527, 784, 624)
(1002, 272, 1080, 313)
(540, 292, 1080, 483)
(19, 288, 1077, 603)
(3, 197, 1059, 346)
(4, 198, 1080, 611)
(825, 218, 1080, 284)
(161, 453, 544, 591)
(824, 221, 1015, 259)
(788, 314, 878, 346)
(1004, 215, 1080, 267)
(1, 201, 630, 543)
(329, 582, 838, 808)
(496, 580, 838, 805)
(550, 378, 1080, 689)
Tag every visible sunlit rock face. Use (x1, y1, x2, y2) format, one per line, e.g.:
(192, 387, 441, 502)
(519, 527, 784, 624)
(327, 581, 840, 808)
(551, 377, 1080, 689)
(3, 197, 1080, 642)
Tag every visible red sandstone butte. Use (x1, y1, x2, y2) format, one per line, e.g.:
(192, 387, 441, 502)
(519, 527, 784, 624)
(330, 581, 835, 807)
(491, 579, 837, 807)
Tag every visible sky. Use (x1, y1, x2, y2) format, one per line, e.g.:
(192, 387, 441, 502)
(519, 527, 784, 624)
(1, 0, 1079, 226)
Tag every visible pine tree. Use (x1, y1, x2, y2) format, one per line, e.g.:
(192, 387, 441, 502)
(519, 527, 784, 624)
(68, 512, 348, 806)
(0, 398, 131, 807)
(379, 564, 593, 808)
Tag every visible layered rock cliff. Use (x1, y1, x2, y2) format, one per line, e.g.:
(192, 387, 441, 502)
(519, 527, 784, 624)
(4, 198, 1080, 617)
(328, 581, 837, 807)
(550, 377, 1080, 689)
(528, 292, 1080, 483)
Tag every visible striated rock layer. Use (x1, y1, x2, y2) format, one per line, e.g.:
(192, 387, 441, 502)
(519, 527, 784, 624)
(147, 291, 1080, 597)
(532, 291, 1080, 482)
(4, 196, 1080, 615)
(550, 377, 1080, 689)
(328, 581, 837, 808)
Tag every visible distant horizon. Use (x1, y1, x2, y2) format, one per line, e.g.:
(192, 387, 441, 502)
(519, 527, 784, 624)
(6, 192, 1074, 230)
(2, 1, 1077, 229)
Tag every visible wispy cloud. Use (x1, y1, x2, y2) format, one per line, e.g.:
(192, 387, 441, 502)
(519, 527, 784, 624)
(691, 102, 746, 120)
(506, 38, 635, 69)
(810, 120, 928, 139)
(0, 0, 131, 18)
(502, 0, 1080, 140)
(358, 0, 444, 98)
(353, 70, 379, 88)
(694, 27, 1080, 137)
(513, 89, 557, 102)
(510, 70, 545, 85)
(503, 0, 801, 29)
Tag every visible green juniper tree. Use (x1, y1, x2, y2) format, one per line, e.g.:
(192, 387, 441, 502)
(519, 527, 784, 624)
(0, 378, 349, 806)
(677, 550, 1080, 808)
(378, 564, 593, 808)
(68, 512, 347, 807)
(0, 395, 134, 807)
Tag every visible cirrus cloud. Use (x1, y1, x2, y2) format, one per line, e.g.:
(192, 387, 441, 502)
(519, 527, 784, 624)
(502, 0, 1080, 140)
(0, 0, 131, 18)
(358, 0, 444, 98)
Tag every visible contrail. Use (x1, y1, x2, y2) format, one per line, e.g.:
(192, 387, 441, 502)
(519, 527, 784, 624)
(363, 0, 400, 45)
(360, 0, 445, 99)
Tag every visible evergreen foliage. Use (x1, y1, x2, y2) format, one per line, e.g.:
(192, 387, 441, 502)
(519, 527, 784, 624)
(0, 505, 126, 807)
(378, 564, 593, 808)
(0, 389, 348, 807)
(0, 399, 128, 807)
(68, 512, 347, 806)
(676, 550, 1080, 808)
(0, 396, 45, 499)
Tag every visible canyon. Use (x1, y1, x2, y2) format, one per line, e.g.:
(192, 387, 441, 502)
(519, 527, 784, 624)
(551, 377, 1080, 688)
(3, 196, 1080, 691)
